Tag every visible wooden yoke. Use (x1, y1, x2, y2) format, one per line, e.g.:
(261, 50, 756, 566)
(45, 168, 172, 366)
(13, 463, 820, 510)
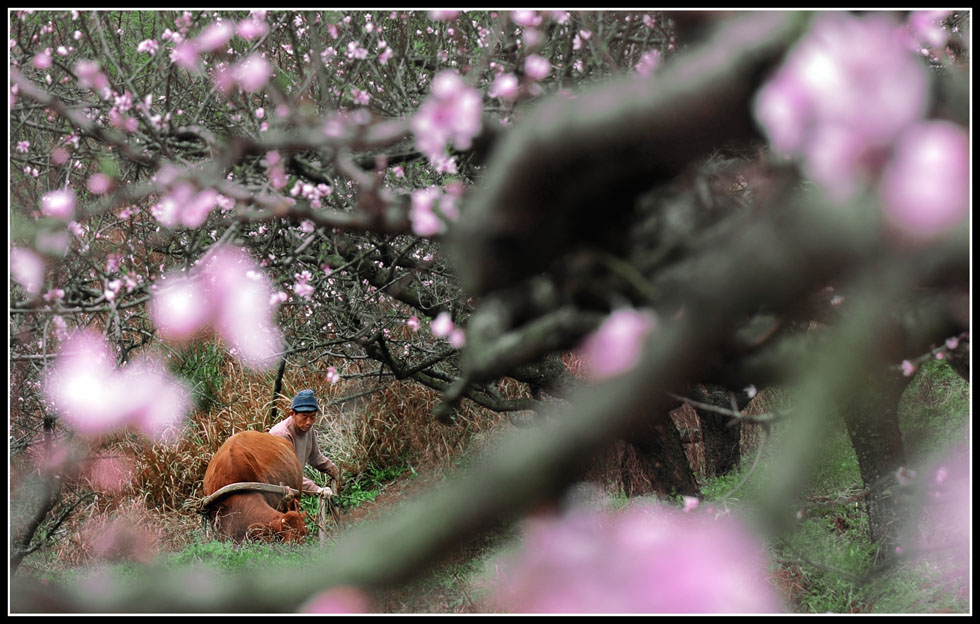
(196, 481, 302, 514)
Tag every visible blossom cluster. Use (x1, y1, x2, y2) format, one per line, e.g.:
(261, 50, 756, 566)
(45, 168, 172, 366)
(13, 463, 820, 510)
(43, 330, 191, 441)
(489, 502, 783, 613)
(753, 12, 968, 240)
(150, 245, 283, 369)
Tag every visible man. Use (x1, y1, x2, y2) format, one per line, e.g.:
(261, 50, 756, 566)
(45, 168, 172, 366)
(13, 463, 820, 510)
(269, 389, 342, 497)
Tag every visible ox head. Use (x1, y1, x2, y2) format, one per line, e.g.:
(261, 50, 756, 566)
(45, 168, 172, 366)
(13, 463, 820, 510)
(246, 510, 309, 543)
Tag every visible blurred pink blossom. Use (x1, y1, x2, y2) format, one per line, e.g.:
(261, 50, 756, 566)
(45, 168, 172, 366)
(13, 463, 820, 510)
(326, 366, 341, 384)
(301, 586, 372, 613)
(412, 70, 482, 163)
(407, 316, 421, 332)
(635, 50, 662, 77)
(524, 54, 551, 81)
(201, 245, 283, 370)
(880, 120, 969, 239)
(511, 11, 541, 28)
(906, 11, 952, 51)
(86, 173, 113, 195)
(150, 274, 214, 342)
(431, 312, 454, 338)
(11, 247, 45, 295)
(448, 328, 466, 349)
(581, 308, 657, 380)
(490, 504, 783, 613)
(900, 360, 916, 377)
(170, 41, 200, 71)
(194, 20, 235, 53)
(754, 13, 929, 202)
(76, 59, 109, 92)
(428, 11, 459, 22)
(237, 16, 269, 41)
(233, 54, 272, 93)
(32, 51, 52, 69)
(410, 187, 445, 237)
(41, 189, 76, 220)
(489, 73, 519, 101)
(43, 330, 191, 440)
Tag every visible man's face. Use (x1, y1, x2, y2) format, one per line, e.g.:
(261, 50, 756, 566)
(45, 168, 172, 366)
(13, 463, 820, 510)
(291, 409, 318, 432)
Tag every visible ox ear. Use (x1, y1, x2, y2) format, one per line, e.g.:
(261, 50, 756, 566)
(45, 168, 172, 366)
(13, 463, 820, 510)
(246, 522, 277, 542)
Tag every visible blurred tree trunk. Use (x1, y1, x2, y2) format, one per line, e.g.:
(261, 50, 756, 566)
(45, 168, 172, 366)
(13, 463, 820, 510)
(691, 384, 750, 478)
(621, 411, 701, 498)
(839, 371, 910, 552)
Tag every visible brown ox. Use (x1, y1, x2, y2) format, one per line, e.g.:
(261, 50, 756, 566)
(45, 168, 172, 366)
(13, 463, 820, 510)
(203, 430, 309, 543)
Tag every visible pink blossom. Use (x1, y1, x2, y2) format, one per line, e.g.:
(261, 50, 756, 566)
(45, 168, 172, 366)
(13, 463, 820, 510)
(410, 187, 445, 237)
(900, 360, 916, 377)
(236, 17, 269, 41)
(11, 247, 45, 295)
(118, 356, 191, 442)
(194, 20, 235, 53)
(202, 245, 283, 370)
(489, 504, 783, 613)
(75, 59, 109, 92)
(378, 47, 393, 65)
(43, 330, 188, 438)
(233, 54, 272, 93)
(136, 39, 158, 55)
(744, 385, 758, 399)
(428, 11, 459, 22)
(32, 51, 52, 69)
(880, 121, 969, 239)
(87, 173, 112, 195)
(16, 140, 29, 153)
(301, 586, 372, 613)
(581, 308, 658, 380)
(635, 50, 662, 77)
(170, 41, 200, 71)
(524, 54, 551, 81)
(682, 496, 700, 513)
(293, 271, 314, 299)
(41, 189, 76, 220)
(448, 328, 466, 349)
(411, 70, 482, 163)
(754, 13, 929, 202)
(351, 87, 371, 106)
(326, 366, 341, 385)
(431, 312, 454, 338)
(906, 11, 952, 50)
(151, 274, 214, 342)
(944, 337, 959, 350)
(407, 316, 421, 332)
(488, 73, 519, 101)
(511, 11, 541, 28)
(255, 107, 265, 119)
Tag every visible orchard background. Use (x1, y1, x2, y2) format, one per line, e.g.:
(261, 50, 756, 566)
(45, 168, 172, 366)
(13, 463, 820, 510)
(8, 10, 970, 614)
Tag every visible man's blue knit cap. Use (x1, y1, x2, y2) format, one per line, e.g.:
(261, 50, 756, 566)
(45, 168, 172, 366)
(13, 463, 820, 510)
(291, 389, 319, 412)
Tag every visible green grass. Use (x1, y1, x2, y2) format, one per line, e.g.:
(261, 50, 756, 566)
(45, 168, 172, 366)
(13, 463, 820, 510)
(164, 536, 312, 572)
(332, 462, 411, 510)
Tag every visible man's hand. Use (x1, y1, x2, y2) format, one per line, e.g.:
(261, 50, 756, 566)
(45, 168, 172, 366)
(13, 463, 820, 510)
(314, 485, 334, 498)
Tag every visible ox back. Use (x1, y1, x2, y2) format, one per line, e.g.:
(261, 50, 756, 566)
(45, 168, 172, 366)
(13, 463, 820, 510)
(203, 430, 305, 542)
